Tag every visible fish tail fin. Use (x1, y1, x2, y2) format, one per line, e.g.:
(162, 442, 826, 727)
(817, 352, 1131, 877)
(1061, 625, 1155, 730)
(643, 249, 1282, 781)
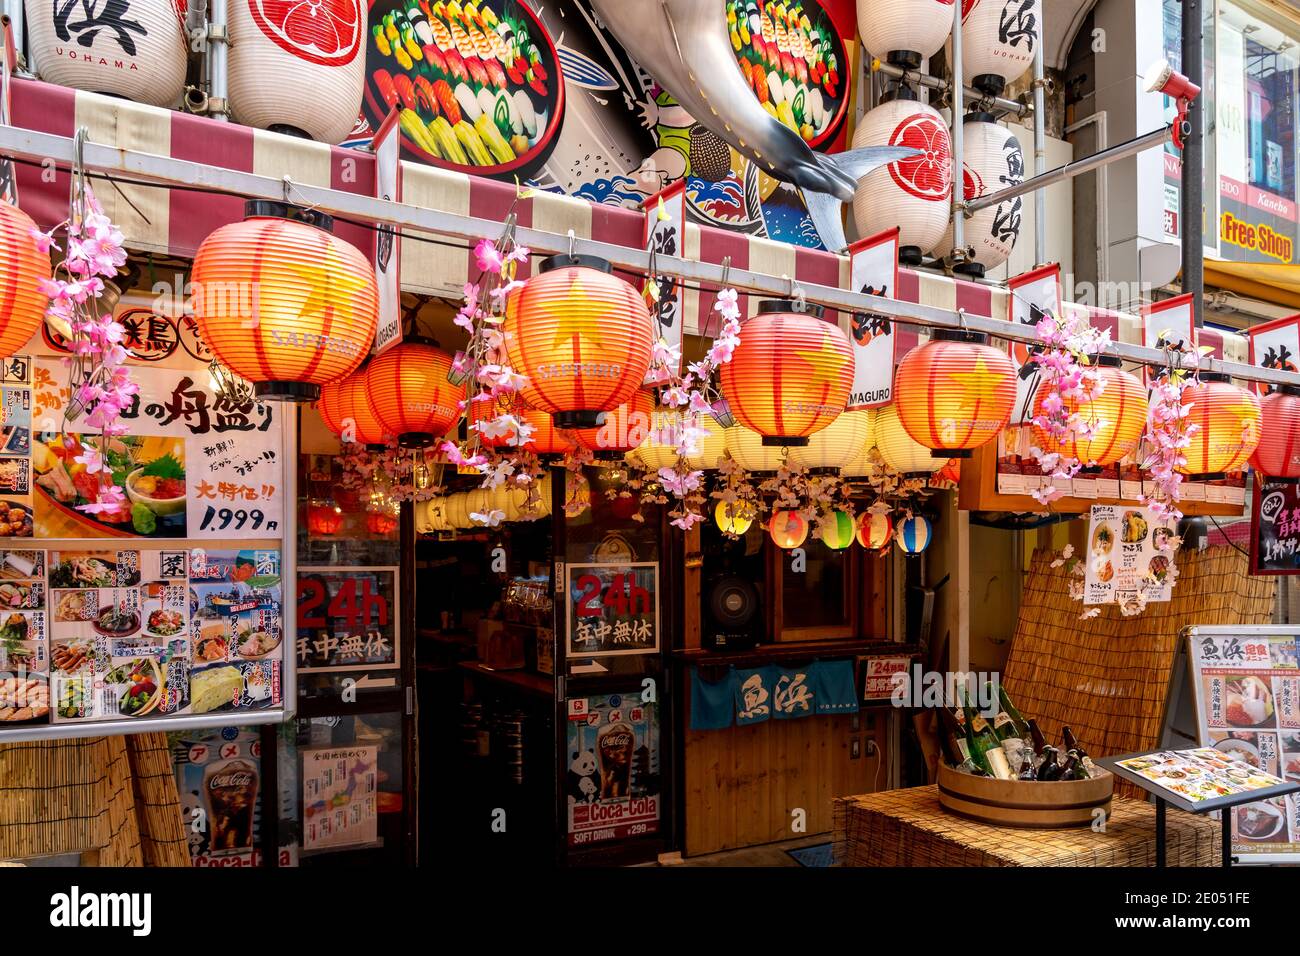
(803, 145, 921, 253)
(801, 188, 849, 254)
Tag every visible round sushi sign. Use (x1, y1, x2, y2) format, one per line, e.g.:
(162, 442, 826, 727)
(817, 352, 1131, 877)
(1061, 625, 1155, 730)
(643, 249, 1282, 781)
(362, 0, 565, 179)
(250, 0, 364, 66)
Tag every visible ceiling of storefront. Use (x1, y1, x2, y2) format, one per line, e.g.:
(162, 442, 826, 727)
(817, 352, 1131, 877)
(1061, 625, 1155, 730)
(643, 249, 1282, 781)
(1045, 0, 1099, 69)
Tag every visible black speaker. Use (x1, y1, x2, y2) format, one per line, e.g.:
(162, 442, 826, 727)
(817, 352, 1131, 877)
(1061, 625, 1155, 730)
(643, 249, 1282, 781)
(703, 573, 763, 651)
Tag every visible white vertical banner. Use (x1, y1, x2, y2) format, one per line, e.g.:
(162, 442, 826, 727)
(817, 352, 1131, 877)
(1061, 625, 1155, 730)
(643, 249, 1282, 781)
(1142, 293, 1196, 383)
(1246, 314, 1300, 395)
(372, 109, 403, 355)
(642, 179, 687, 383)
(846, 227, 899, 408)
(1006, 263, 1061, 423)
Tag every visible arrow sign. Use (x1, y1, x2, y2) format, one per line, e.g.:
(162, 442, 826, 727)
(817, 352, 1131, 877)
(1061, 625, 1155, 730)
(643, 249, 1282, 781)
(353, 674, 398, 690)
(569, 660, 609, 675)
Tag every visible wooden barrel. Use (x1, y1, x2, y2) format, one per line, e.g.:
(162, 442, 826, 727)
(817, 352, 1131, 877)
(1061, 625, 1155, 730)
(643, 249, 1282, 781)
(937, 763, 1114, 829)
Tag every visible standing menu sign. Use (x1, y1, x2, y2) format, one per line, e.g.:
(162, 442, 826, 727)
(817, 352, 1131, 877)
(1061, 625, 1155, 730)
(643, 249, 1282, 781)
(1186, 627, 1300, 863)
(1250, 479, 1300, 576)
(565, 693, 660, 847)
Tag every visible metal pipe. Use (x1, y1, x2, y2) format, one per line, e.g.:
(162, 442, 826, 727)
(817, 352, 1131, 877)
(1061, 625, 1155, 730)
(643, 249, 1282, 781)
(872, 60, 1028, 118)
(966, 124, 1171, 213)
(1032, 15, 1047, 265)
(0, 122, 1292, 387)
(1181, 0, 1205, 327)
(950, 0, 965, 257)
(208, 0, 229, 121)
(1064, 110, 1109, 296)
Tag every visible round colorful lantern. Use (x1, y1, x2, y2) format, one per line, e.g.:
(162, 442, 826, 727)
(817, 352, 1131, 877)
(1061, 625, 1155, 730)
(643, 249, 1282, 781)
(717, 300, 854, 444)
(894, 330, 1017, 457)
(306, 501, 344, 535)
(962, 0, 1040, 98)
(857, 0, 953, 69)
(874, 403, 947, 475)
(504, 255, 653, 428)
(0, 202, 52, 356)
(467, 393, 516, 449)
(366, 509, 398, 536)
(818, 510, 856, 550)
(1178, 374, 1262, 478)
(228, 0, 366, 143)
(714, 500, 756, 536)
(895, 514, 933, 554)
(191, 201, 378, 401)
(26, 0, 188, 107)
(725, 426, 790, 473)
(317, 363, 388, 447)
(842, 412, 886, 479)
(769, 510, 809, 550)
(851, 87, 952, 264)
(790, 409, 875, 472)
(1030, 357, 1147, 467)
(574, 389, 655, 458)
(1250, 387, 1300, 479)
(936, 113, 1024, 272)
(856, 511, 893, 550)
(366, 338, 464, 448)
(519, 403, 575, 457)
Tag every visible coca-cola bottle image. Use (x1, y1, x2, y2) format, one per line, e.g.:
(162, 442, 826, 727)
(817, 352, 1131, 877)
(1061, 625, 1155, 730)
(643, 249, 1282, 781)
(205, 758, 258, 852)
(597, 722, 635, 798)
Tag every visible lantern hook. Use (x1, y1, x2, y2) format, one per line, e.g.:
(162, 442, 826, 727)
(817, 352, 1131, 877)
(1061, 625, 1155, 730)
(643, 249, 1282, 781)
(719, 256, 731, 289)
(783, 274, 807, 312)
(566, 228, 577, 263)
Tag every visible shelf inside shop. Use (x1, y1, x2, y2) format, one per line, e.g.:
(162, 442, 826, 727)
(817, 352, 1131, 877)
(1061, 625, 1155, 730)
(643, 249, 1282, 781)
(458, 660, 555, 699)
(673, 640, 921, 670)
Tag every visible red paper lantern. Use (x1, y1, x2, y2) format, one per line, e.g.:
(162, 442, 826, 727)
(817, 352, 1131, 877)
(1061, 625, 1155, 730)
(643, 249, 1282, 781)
(894, 330, 1016, 457)
(366, 338, 465, 448)
(1251, 387, 1300, 479)
(718, 300, 854, 445)
(504, 255, 653, 428)
(191, 201, 378, 401)
(768, 510, 809, 549)
(366, 511, 398, 536)
(1030, 357, 1147, 467)
(573, 389, 655, 458)
(467, 392, 517, 449)
(1179, 374, 1262, 477)
(306, 502, 344, 536)
(317, 362, 388, 447)
(0, 202, 50, 356)
(856, 511, 893, 550)
(519, 403, 576, 457)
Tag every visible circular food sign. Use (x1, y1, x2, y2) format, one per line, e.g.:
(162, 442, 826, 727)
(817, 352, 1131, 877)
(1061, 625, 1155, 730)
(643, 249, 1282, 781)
(363, 0, 564, 178)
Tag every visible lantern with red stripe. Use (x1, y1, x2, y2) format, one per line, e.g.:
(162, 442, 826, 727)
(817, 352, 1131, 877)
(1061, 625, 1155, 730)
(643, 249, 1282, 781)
(574, 389, 655, 459)
(191, 201, 378, 401)
(504, 255, 653, 429)
(856, 511, 893, 550)
(769, 510, 809, 549)
(851, 86, 952, 264)
(1250, 387, 1300, 479)
(962, 0, 1040, 98)
(0, 202, 50, 356)
(857, 0, 953, 71)
(366, 338, 465, 448)
(718, 300, 854, 445)
(1030, 357, 1147, 467)
(317, 362, 388, 447)
(894, 330, 1016, 457)
(307, 501, 344, 535)
(1178, 374, 1262, 478)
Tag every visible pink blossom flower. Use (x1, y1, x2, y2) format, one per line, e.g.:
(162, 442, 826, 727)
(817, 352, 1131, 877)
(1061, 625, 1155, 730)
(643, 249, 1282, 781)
(474, 239, 504, 274)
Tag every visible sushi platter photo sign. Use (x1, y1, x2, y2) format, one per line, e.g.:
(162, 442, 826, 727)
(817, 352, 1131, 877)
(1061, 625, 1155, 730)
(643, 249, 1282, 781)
(1186, 626, 1300, 863)
(1083, 504, 1177, 608)
(846, 227, 899, 409)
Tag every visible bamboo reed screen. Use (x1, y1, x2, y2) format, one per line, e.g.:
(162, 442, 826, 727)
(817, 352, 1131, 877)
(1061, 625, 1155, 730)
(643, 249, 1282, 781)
(0, 733, 190, 866)
(1003, 545, 1276, 797)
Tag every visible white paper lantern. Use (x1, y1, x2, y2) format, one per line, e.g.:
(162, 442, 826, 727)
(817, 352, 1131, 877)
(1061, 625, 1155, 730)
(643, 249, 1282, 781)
(681, 414, 728, 470)
(228, 0, 366, 144)
(444, 493, 470, 529)
(857, 0, 953, 68)
(425, 498, 449, 532)
(875, 402, 945, 476)
(26, 0, 187, 106)
(962, 0, 1040, 97)
(790, 409, 875, 471)
(934, 112, 1025, 273)
(725, 426, 791, 473)
(852, 89, 953, 263)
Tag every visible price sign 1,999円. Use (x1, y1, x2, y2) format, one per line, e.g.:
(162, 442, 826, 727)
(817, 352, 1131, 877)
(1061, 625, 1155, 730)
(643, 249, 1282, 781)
(565, 562, 659, 658)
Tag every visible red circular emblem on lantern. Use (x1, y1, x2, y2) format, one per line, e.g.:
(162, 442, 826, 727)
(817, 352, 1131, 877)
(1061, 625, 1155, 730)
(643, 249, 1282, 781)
(247, 0, 362, 67)
(887, 113, 952, 201)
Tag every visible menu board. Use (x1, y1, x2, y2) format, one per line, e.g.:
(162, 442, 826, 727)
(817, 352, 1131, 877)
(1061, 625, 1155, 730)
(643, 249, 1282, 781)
(1084, 505, 1177, 608)
(1116, 748, 1288, 803)
(302, 745, 379, 851)
(1250, 479, 1300, 575)
(565, 693, 660, 847)
(1188, 630, 1300, 862)
(0, 547, 283, 729)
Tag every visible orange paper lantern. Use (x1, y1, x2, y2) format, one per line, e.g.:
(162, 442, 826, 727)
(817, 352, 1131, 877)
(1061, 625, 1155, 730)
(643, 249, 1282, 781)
(306, 502, 344, 535)
(1030, 357, 1147, 467)
(1251, 387, 1300, 479)
(1179, 374, 1262, 477)
(894, 330, 1016, 457)
(519, 403, 576, 457)
(768, 510, 809, 549)
(317, 362, 388, 447)
(0, 202, 50, 356)
(366, 338, 465, 448)
(191, 201, 378, 401)
(504, 255, 653, 428)
(718, 300, 854, 444)
(574, 389, 655, 458)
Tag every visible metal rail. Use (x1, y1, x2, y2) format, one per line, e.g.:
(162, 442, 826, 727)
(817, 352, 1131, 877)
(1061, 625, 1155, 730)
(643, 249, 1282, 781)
(1, 122, 1296, 388)
(871, 60, 1028, 118)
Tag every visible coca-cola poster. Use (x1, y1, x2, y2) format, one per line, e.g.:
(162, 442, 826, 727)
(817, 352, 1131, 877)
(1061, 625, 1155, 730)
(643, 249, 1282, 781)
(566, 693, 660, 847)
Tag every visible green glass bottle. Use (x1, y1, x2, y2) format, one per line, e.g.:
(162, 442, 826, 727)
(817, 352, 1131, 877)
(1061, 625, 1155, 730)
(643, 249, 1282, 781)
(997, 684, 1031, 739)
(961, 687, 1007, 777)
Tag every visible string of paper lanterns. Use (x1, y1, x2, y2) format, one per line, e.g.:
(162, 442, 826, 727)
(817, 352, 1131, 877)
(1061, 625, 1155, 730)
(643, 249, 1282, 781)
(1178, 374, 1262, 479)
(1251, 387, 1300, 480)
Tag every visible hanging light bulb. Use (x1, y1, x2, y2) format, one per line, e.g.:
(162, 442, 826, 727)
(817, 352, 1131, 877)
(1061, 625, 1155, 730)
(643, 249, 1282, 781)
(413, 452, 432, 491)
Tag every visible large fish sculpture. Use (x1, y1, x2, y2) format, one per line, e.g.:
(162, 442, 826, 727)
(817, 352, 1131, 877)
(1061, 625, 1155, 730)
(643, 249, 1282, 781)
(588, 0, 920, 252)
